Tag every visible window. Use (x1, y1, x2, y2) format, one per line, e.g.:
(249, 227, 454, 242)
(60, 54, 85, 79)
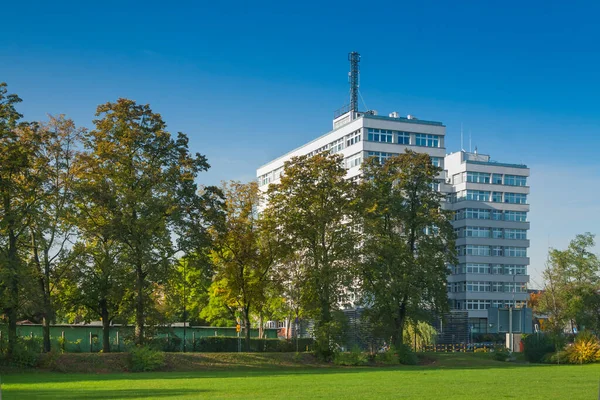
(346, 130, 362, 147)
(466, 172, 491, 184)
(505, 211, 527, 222)
(506, 265, 527, 275)
(505, 283, 527, 293)
(366, 151, 396, 164)
(415, 133, 440, 147)
(504, 175, 527, 186)
(465, 227, 490, 238)
(492, 192, 502, 202)
(467, 281, 491, 292)
(505, 193, 527, 204)
(463, 208, 491, 220)
(505, 229, 527, 240)
(505, 247, 527, 257)
(367, 128, 393, 143)
(397, 131, 410, 145)
(492, 246, 503, 256)
(492, 174, 503, 184)
(492, 228, 503, 239)
(466, 190, 490, 201)
(431, 157, 442, 167)
(466, 263, 490, 274)
(492, 210, 503, 221)
(491, 282, 504, 292)
(466, 300, 491, 310)
(492, 264, 504, 274)
(330, 138, 344, 153)
(345, 153, 362, 169)
(459, 245, 490, 256)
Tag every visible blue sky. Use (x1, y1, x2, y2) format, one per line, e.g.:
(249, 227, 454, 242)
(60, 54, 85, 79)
(2, 0, 599, 286)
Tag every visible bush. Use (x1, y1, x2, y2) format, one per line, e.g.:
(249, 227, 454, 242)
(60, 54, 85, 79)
(193, 337, 313, 353)
(522, 334, 555, 363)
(397, 344, 418, 365)
(129, 346, 165, 372)
(333, 346, 368, 366)
(375, 345, 400, 365)
(545, 350, 568, 364)
(1, 344, 40, 368)
(564, 331, 600, 364)
(492, 346, 510, 362)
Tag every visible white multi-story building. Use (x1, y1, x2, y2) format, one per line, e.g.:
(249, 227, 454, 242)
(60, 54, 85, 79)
(445, 151, 530, 334)
(257, 111, 447, 188)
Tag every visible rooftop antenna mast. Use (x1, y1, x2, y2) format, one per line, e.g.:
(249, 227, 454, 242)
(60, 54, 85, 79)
(348, 52, 360, 117)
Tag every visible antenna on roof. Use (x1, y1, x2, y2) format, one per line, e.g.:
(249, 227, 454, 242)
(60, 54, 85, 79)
(469, 130, 472, 153)
(461, 123, 464, 151)
(348, 52, 360, 116)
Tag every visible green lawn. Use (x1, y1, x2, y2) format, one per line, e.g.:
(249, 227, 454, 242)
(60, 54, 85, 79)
(2, 354, 600, 399)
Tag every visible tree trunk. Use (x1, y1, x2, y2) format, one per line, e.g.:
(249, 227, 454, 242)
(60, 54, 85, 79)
(6, 228, 18, 355)
(244, 307, 251, 352)
(101, 300, 111, 353)
(42, 260, 52, 353)
(392, 302, 408, 349)
(135, 265, 145, 345)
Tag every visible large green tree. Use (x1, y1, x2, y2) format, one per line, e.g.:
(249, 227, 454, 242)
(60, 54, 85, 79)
(0, 83, 46, 353)
(27, 115, 83, 352)
(266, 152, 358, 358)
(356, 151, 456, 348)
(78, 99, 210, 344)
(206, 181, 279, 351)
(538, 233, 600, 333)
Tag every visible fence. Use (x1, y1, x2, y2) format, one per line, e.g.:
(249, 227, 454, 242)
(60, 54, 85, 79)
(0, 324, 278, 353)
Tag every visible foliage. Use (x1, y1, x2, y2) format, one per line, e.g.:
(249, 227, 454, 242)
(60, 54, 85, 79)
(403, 320, 437, 351)
(333, 345, 369, 366)
(266, 152, 358, 360)
(193, 337, 313, 353)
(129, 346, 165, 372)
(0, 342, 40, 368)
(537, 233, 600, 333)
(375, 345, 400, 365)
(356, 151, 456, 348)
(397, 343, 419, 365)
(205, 181, 278, 351)
(564, 331, 600, 364)
(492, 346, 510, 362)
(522, 334, 555, 363)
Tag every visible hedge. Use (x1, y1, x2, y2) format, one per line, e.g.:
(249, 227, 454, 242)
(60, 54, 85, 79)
(193, 337, 314, 352)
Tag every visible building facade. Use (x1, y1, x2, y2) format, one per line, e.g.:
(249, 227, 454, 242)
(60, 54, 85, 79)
(445, 151, 530, 334)
(257, 112, 531, 336)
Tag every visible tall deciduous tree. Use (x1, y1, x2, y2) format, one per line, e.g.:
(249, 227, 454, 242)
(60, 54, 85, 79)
(538, 233, 600, 333)
(356, 151, 456, 349)
(79, 99, 210, 344)
(0, 83, 45, 353)
(266, 153, 358, 359)
(28, 115, 83, 352)
(206, 181, 278, 351)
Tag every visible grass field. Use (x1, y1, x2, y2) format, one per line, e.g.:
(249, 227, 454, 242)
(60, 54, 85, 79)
(2, 353, 600, 399)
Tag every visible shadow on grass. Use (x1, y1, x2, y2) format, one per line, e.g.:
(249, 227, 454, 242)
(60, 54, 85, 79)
(2, 388, 208, 399)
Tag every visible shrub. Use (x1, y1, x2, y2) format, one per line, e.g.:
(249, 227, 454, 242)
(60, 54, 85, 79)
(522, 334, 555, 363)
(129, 346, 165, 372)
(545, 350, 568, 364)
(492, 346, 510, 362)
(375, 345, 400, 365)
(474, 347, 488, 353)
(564, 331, 600, 364)
(397, 344, 418, 365)
(1, 344, 40, 368)
(333, 345, 368, 366)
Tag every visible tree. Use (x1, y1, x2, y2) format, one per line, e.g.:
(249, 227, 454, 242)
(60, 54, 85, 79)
(538, 233, 600, 333)
(79, 99, 210, 344)
(0, 83, 46, 353)
(206, 181, 278, 351)
(356, 151, 456, 349)
(28, 115, 83, 352)
(266, 152, 358, 358)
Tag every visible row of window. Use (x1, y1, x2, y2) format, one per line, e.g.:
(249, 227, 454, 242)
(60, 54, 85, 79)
(451, 263, 527, 275)
(454, 208, 528, 222)
(455, 227, 527, 240)
(448, 281, 527, 293)
(366, 128, 441, 148)
(453, 172, 527, 186)
(456, 245, 527, 257)
(453, 190, 527, 204)
(452, 300, 527, 311)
